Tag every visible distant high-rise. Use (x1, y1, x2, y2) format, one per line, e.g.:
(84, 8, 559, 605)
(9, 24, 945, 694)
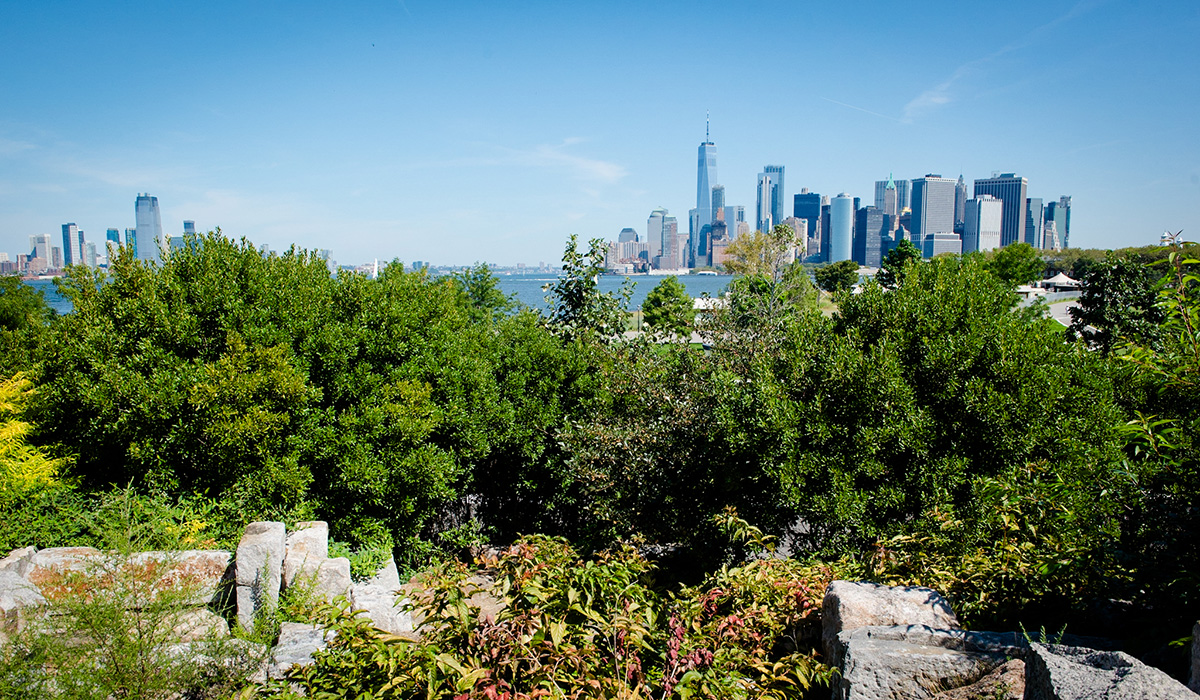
(874, 175, 900, 216)
(84, 241, 98, 268)
(134, 193, 164, 263)
(954, 175, 967, 233)
(183, 220, 196, 235)
(853, 206, 889, 267)
(963, 195, 1003, 252)
(647, 208, 666, 262)
(829, 193, 854, 263)
(723, 205, 745, 238)
(1045, 196, 1071, 249)
(50, 247, 63, 269)
(895, 179, 911, 212)
(973, 174, 1028, 247)
(910, 175, 957, 248)
(711, 185, 725, 225)
(793, 190, 821, 249)
(756, 165, 785, 233)
(693, 122, 718, 266)
(1025, 197, 1043, 247)
(124, 228, 138, 259)
(618, 227, 638, 243)
(106, 228, 120, 244)
(61, 223, 83, 267)
(29, 234, 51, 262)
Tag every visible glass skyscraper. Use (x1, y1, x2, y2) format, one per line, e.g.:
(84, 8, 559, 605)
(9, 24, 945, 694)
(911, 175, 958, 249)
(693, 132, 717, 266)
(830, 193, 854, 263)
(61, 223, 83, 267)
(134, 193, 164, 263)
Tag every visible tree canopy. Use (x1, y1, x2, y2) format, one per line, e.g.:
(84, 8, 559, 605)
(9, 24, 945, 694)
(641, 276, 694, 336)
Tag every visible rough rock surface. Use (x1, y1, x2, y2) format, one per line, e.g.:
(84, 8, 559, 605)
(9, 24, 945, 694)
(350, 583, 417, 638)
(369, 556, 402, 591)
(0, 546, 38, 578)
(166, 638, 270, 684)
(283, 521, 329, 589)
(22, 547, 102, 588)
(172, 607, 231, 643)
(1025, 642, 1194, 700)
(312, 557, 351, 603)
(0, 570, 46, 642)
(269, 622, 336, 679)
(236, 521, 286, 631)
(129, 550, 233, 606)
(931, 659, 1025, 700)
(834, 626, 1012, 700)
(823, 581, 961, 667)
(1190, 620, 1200, 694)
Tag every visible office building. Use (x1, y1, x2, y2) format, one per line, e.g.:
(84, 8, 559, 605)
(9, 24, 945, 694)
(1045, 196, 1071, 249)
(954, 175, 967, 233)
(963, 195, 1003, 252)
(853, 207, 889, 268)
(29, 234, 51, 262)
(910, 175, 957, 248)
(84, 241, 98, 268)
(723, 205, 745, 238)
(1042, 221, 1061, 251)
(711, 185, 725, 224)
(50, 247, 63, 269)
(756, 165, 785, 234)
(829, 193, 854, 263)
(874, 175, 900, 216)
(60, 223, 83, 267)
(647, 208, 666, 261)
(135, 193, 164, 263)
(922, 233, 962, 258)
(780, 216, 808, 262)
(618, 227, 638, 243)
(693, 126, 718, 266)
(973, 174, 1028, 247)
(894, 178, 911, 213)
(183, 220, 196, 235)
(1024, 198, 1043, 247)
(123, 228, 137, 259)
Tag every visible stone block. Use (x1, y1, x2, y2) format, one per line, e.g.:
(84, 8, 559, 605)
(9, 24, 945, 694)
(1025, 642, 1194, 700)
(834, 626, 1008, 700)
(23, 547, 102, 589)
(128, 550, 233, 607)
(236, 522, 286, 631)
(313, 557, 351, 603)
(283, 521, 328, 589)
(823, 581, 960, 666)
(0, 570, 46, 643)
(350, 583, 416, 638)
(269, 621, 336, 679)
(369, 555, 402, 591)
(932, 659, 1024, 699)
(0, 546, 37, 578)
(171, 607, 230, 643)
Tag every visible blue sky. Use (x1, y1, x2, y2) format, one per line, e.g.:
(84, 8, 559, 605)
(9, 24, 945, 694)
(1, 0, 1197, 266)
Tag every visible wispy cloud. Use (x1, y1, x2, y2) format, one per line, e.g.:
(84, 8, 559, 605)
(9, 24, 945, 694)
(819, 97, 903, 123)
(509, 140, 627, 184)
(902, 0, 1105, 122)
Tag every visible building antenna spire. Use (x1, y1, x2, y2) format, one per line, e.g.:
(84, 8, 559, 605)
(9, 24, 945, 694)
(706, 111, 710, 142)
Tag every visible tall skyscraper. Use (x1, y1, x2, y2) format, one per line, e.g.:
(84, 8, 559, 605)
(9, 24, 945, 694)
(618, 227, 638, 243)
(134, 193, 164, 263)
(84, 241, 98, 268)
(711, 185, 725, 225)
(973, 174, 1028, 247)
(954, 175, 967, 233)
(1045, 196, 1071, 249)
(963, 195, 1003, 252)
(895, 179, 911, 212)
(723, 205, 745, 238)
(693, 122, 718, 266)
(61, 223, 83, 267)
(124, 228, 138, 259)
(853, 207, 888, 267)
(793, 190, 821, 245)
(647, 208, 666, 261)
(1024, 197, 1043, 247)
(910, 175, 957, 247)
(829, 193, 854, 263)
(874, 175, 900, 216)
(183, 220, 196, 235)
(29, 234, 51, 261)
(756, 165, 785, 233)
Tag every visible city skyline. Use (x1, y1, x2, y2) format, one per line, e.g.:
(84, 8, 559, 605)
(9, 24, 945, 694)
(0, 1, 1197, 266)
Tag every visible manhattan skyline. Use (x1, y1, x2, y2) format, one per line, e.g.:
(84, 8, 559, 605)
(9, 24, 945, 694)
(0, 1, 1197, 266)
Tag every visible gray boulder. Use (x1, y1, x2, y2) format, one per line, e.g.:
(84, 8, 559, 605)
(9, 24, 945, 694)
(1025, 642, 1194, 700)
(236, 521, 286, 631)
(369, 555, 402, 591)
(1190, 621, 1200, 694)
(171, 607, 230, 643)
(269, 621, 336, 679)
(932, 659, 1025, 700)
(349, 583, 416, 638)
(283, 521, 329, 589)
(834, 625, 1018, 700)
(0, 570, 46, 643)
(312, 557, 351, 603)
(823, 581, 960, 667)
(23, 547, 102, 589)
(0, 546, 37, 578)
(128, 550, 233, 607)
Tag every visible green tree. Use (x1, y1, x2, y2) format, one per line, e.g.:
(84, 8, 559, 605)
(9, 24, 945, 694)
(641, 276, 694, 336)
(814, 260, 859, 294)
(722, 225, 800, 282)
(876, 239, 921, 289)
(451, 262, 512, 323)
(1067, 253, 1165, 355)
(543, 235, 630, 341)
(987, 242, 1045, 286)
(0, 276, 53, 375)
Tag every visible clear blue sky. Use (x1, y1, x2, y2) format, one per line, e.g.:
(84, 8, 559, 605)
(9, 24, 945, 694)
(1, 0, 1197, 266)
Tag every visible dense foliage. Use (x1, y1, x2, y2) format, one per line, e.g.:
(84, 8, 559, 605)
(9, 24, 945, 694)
(2, 231, 1199, 681)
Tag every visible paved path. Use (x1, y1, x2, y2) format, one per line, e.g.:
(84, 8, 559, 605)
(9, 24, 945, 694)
(1047, 300, 1079, 327)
